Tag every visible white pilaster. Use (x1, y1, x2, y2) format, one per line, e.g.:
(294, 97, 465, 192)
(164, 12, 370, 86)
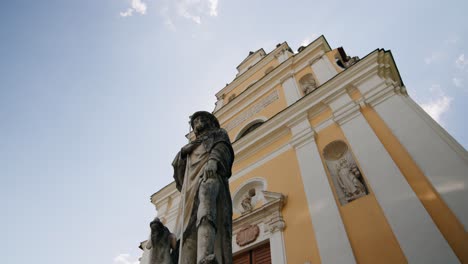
(336, 108, 459, 263)
(269, 228, 287, 264)
(373, 94, 468, 230)
(311, 55, 337, 85)
(280, 74, 301, 106)
(288, 116, 356, 264)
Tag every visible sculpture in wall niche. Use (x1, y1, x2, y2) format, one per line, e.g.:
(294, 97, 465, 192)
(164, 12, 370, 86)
(240, 188, 256, 213)
(147, 111, 234, 264)
(323, 140, 368, 205)
(232, 178, 266, 215)
(299, 74, 317, 95)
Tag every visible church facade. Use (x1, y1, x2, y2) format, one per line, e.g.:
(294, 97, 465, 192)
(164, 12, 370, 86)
(140, 36, 468, 264)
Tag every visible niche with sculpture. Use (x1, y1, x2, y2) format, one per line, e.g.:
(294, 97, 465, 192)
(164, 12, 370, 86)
(323, 140, 368, 205)
(299, 73, 317, 95)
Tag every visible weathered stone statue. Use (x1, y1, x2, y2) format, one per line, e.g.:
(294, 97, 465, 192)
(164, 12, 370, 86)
(335, 159, 366, 201)
(146, 217, 177, 264)
(171, 111, 234, 264)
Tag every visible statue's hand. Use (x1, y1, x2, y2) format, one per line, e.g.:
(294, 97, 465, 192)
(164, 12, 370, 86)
(203, 159, 217, 182)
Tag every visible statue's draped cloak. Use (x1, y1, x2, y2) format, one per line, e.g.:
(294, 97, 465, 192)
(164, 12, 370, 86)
(172, 129, 234, 264)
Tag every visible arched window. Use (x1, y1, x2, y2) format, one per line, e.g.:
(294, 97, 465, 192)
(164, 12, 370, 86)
(299, 74, 317, 95)
(236, 120, 265, 140)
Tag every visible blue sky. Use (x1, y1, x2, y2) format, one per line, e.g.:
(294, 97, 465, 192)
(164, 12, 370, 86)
(1, 0, 467, 264)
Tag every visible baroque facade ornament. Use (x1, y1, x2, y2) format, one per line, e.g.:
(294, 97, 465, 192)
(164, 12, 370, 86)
(236, 225, 260, 246)
(323, 140, 368, 205)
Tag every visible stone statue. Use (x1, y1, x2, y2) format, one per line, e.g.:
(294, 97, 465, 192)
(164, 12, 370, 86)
(241, 188, 256, 213)
(335, 159, 366, 201)
(299, 74, 317, 95)
(146, 217, 177, 264)
(172, 111, 235, 264)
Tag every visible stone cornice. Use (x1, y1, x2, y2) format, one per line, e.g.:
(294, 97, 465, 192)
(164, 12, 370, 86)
(150, 181, 178, 208)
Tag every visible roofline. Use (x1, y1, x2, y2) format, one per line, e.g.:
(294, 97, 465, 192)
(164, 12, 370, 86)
(214, 35, 331, 101)
(236, 48, 266, 70)
(215, 41, 290, 99)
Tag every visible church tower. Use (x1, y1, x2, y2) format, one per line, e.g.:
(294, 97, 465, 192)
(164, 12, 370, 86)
(142, 36, 468, 264)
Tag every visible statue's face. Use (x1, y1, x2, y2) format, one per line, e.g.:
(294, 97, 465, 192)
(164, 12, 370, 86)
(193, 115, 212, 136)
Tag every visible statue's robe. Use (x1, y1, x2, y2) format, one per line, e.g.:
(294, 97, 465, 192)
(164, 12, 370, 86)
(172, 128, 234, 264)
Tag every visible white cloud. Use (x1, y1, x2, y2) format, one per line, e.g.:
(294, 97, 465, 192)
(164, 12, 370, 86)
(455, 54, 467, 69)
(420, 86, 453, 124)
(160, 7, 176, 31)
(120, 8, 134, 17)
(176, 0, 203, 24)
(208, 0, 218, 16)
(114, 253, 139, 264)
(452, 77, 462, 87)
(160, 0, 220, 26)
(120, 0, 147, 17)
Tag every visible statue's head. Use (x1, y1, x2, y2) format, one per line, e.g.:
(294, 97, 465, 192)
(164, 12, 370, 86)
(190, 111, 220, 136)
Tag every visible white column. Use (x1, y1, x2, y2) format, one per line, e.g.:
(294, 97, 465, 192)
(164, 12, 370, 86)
(311, 55, 337, 85)
(269, 230, 287, 264)
(333, 95, 459, 262)
(288, 117, 356, 264)
(373, 94, 468, 230)
(280, 74, 301, 106)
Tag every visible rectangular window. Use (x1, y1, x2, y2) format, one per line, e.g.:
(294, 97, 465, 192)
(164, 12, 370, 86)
(233, 243, 271, 264)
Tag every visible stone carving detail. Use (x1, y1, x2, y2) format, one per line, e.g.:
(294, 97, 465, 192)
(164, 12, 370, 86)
(343, 56, 360, 68)
(299, 74, 317, 95)
(236, 225, 260, 247)
(240, 188, 256, 213)
(323, 140, 368, 205)
(232, 178, 266, 215)
(225, 90, 279, 131)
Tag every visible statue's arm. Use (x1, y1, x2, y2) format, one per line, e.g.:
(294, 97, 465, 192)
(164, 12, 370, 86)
(172, 151, 186, 192)
(208, 142, 234, 178)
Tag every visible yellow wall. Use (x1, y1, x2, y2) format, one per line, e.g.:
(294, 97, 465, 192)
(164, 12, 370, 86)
(361, 105, 468, 263)
(314, 122, 407, 264)
(232, 133, 291, 173)
(230, 149, 321, 264)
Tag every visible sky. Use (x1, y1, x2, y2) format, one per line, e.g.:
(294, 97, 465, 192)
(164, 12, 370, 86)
(1, 0, 467, 264)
